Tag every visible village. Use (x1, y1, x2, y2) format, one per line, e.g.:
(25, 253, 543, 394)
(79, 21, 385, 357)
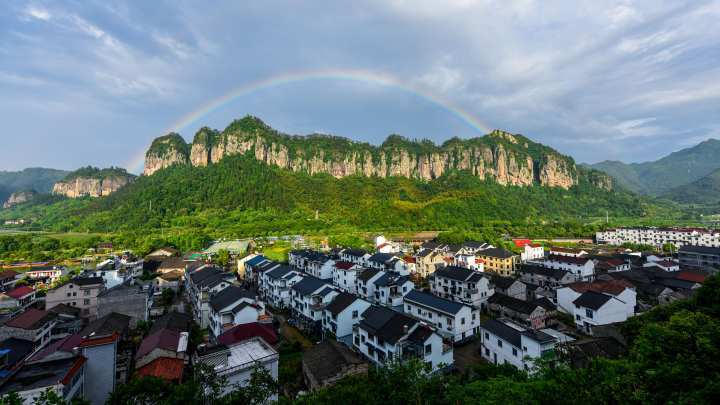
(0, 227, 715, 403)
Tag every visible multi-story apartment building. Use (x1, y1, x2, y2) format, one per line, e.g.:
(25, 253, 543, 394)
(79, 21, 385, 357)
(542, 255, 595, 282)
(480, 318, 563, 372)
(596, 227, 720, 248)
(185, 266, 235, 328)
(476, 248, 518, 276)
(45, 277, 105, 318)
(678, 245, 720, 271)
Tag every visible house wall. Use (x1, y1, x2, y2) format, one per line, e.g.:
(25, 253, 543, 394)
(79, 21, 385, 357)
(82, 342, 117, 405)
(46, 283, 103, 318)
(98, 291, 148, 328)
(403, 301, 479, 342)
(480, 327, 523, 369)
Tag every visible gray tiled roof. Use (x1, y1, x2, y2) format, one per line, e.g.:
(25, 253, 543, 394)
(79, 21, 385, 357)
(404, 289, 465, 315)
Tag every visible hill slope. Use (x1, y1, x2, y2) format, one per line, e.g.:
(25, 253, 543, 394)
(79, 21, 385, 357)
(144, 116, 614, 191)
(0, 153, 663, 236)
(663, 168, 720, 205)
(0, 168, 69, 202)
(52, 167, 135, 198)
(589, 139, 720, 196)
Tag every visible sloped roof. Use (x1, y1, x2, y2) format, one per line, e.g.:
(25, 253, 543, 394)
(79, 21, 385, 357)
(404, 290, 465, 315)
(566, 279, 634, 295)
(326, 292, 358, 316)
(479, 248, 516, 259)
(573, 291, 612, 310)
(209, 286, 255, 312)
(291, 276, 329, 296)
(5, 309, 56, 330)
(491, 275, 519, 290)
(217, 322, 278, 346)
(518, 264, 570, 280)
(547, 255, 591, 265)
(136, 329, 181, 359)
(136, 357, 184, 381)
(5, 285, 34, 299)
(72, 276, 104, 286)
(245, 255, 268, 267)
(357, 268, 381, 282)
(302, 340, 365, 383)
(334, 261, 356, 270)
(482, 319, 522, 347)
(342, 248, 367, 257)
(488, 293, 541, 315)
(150, 311, 193, 334)
(679, 245, 720, 255)
(0, 270, 19, 280)
(80, 312, 130, 337)
(265, 265, 295, 280)
(433, 265, 481, 282)
(359, 305, 417, 344)
(368, 253, 395, 264)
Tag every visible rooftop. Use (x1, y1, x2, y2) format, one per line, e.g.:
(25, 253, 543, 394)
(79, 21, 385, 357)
(404, 289, 466, 315)
(217, 322, 278, 347)
(0, 356, 86, 395)
(302, 340, 365, 383)
(573, 291, 613, 310)
(4, 309, 56, 330)
(136, 357, 185, 381)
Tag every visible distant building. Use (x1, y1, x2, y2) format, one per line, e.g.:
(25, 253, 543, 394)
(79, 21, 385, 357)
(45, 277, 105, 318)
(428, 266, 493, 309)
(678, 245, 720, 272)
(403, 290, 480, 343)
(97, 282, 151, 328)
(596, 227, 720, 248)
(476, 248, 518, 276)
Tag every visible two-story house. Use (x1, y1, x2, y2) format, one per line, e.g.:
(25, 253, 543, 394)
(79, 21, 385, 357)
(45, 277, 105, 318)
(260, 265, 304, 309)
(403, 290, 479, 343)
(339, 249, 370, 266)
(353, 305, 453, 372)
(517, 264, 575, 288)
(322, 292, 371, 346)
(0, 309, 57, 349)
(355, 268, 383, 303)
(371, 272, 414, 308)
(208, 286, 263, 339)
(556, 280, 636, 334)
(543, 255, 595, 281)
(413, 248, 446, 279)
(428, 266, 494, 309)
(476, 248, 518, 276)
(480, 318, 561, 372)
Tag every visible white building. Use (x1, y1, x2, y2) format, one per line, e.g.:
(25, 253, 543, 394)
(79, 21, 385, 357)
(185, 266, 235, 328)
(521, 244, 545, 262)
(355, 268, 384, 303)
(194, 337, 279, 399)
(548, 247, 588, 257)
(480, 318, 565, 372)
(596, 227, 720, 248)
(428, 266, 494, 309)
(339, 249, 371, 266)
(353, 305, 453, 372)
(543, 255, 595, 281)
(208, 286, 264, 339)
(322, 292, 371, 345)
(332, 261, 364, 294)
(260, 265, 304, 309)
(403, 290, 480, 343)
(643, 260, 680, 272)
(556, 280, 636, 334)
(375, 235, 400, 254)
(290, 276, 338, 325)
(370, 272, 414, 307)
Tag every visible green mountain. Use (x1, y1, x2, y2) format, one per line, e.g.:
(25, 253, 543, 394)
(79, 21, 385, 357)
(588, 139, 720, 196)
(663, 168, 720, 205)
(0, 168, 70, 202)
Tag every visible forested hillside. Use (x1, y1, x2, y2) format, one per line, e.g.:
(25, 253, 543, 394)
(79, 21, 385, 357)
(0, 168, 69, 202)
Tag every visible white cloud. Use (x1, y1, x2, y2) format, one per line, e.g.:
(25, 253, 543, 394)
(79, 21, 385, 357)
(152, 33, 191, 60)
(24, 6, 51, 21)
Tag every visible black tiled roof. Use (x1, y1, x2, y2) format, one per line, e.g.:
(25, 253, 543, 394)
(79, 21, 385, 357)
(491, 275, 519, 290)
(368, 253, 395, 264)
(291, 276, 329, 296)
(481, 319, 522, 347)
(265, 265, 295, 280)
(488, 293, 540, 315)
(359, 305, 417, 344)
(373, 273, 409, 287)
(404, 289, 465, 315)
(479, 247, 516, 259)
(357, 268, 381, 283)
(433, 266, 481, 282)
(326, 292, 358, 316)
(72, 276, 104, 286)
(80, 312, 130, 337)
(210, 286, 255, 312)
(343, 248, 367, 257)
(518, 264, 570, 280)
(679, 245, 720, 255)
(573, 291, 612, 310)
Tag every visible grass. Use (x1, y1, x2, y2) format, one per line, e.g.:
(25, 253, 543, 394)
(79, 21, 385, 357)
(259, 242, 292, 262)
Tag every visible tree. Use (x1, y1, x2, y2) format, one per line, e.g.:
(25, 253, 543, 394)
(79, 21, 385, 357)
(216, 249, 230, 267)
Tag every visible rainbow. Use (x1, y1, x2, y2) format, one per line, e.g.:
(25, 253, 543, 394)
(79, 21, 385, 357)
(126, 68, 495, 173)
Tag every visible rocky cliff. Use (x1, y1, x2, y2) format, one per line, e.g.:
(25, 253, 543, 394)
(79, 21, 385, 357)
(3, 190, 37, 209)
(52, 167, 135, 198)
(143, 116, 613, 190)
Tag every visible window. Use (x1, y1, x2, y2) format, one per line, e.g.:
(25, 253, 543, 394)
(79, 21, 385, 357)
(512, 348, 518, 356)
(485, 348, 489, 356)
(72, 292, 77, 297)
(576, 314, 581, 320)
(461, 317, 466, 325)
(352, 310, 358, 319)
(523, 346, 527, 352)
(417, 308, 421, 315)
(83, 299, 90, 305)
(484, 332, 489, 339)
(66, 293, 71, 297)
(497, 339, 503, 347)
(585, 309, 594, 319)
(425, 344, 432, 354)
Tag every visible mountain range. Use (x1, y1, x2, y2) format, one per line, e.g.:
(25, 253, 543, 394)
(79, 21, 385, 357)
(0, 168, 69, 203)
(587, 139, 720, 204)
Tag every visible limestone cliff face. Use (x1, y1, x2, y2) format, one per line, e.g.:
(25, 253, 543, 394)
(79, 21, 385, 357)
(144, 133, 189, 176)
(52, 175, 132, 198)
(143, 116, 581, 189)
(3, 190, 37, 209)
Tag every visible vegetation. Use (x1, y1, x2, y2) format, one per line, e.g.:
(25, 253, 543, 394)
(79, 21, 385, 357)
(0, 168, 69, 201)
(61, 166, 134, 181)
(588, 138, 720, 196)
(145, 132, 189, 159)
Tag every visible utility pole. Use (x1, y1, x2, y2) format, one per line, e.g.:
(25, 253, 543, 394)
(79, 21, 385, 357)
(606, 210, 609, 224)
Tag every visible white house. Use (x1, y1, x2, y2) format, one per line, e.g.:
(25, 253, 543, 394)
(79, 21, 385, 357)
(370, 272, 414, 307)
(366, 253, 398, 270)
(260, 265, 305, 309)
(322, 292, 371, 346)
(549, 247, 588, 257)
(428, 266, 494, 309)
(339, 249, 370, 266)
(480, 318, 563, 372)
(290, 276, 339, 327)
(403, 290, 479, 343)
(556, 280, 636, 334)
(332, 261, 364, 294)
(543, 255, 595, 281)
(521, 244, 545, 262)
(643, 260, 680, 272)
(375, 235, 400, 254)
(355, 268, 384, 303)
(185, 266, 235, 328)
(208, 286, 264, 339)
(353, 305, 453, 372)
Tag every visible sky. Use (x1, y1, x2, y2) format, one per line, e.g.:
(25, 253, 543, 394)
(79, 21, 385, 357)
(1, 0, 719, 173)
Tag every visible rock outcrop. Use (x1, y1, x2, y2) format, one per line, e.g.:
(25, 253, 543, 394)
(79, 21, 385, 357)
(3, 190, 37, 209)
(143, 116, 584, 189)
(52, 167, 134, 198)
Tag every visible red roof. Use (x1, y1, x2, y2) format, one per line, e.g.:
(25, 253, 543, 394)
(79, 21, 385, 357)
(512, 239, 532, 248)
(675, 271, 706, 283)
(218, 322, 278, 346)
(31, 334, 84, 362)
(5, 308, 53, 330)
(79, 333, 119, 348)
(61, 357, 87, 385)
(0, 270, 18, 280)
(6, 285, 34, 299)
(136, 329, 181, 359)
(136, 357, 184, 381)
(403, 256, 416, 264)
(568, 279, 634, 295)
(334, 261, 355, 270)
